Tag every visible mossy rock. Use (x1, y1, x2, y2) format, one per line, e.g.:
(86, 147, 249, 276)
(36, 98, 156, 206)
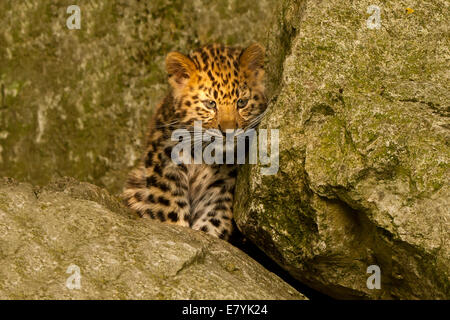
(235, 0, 449, 299)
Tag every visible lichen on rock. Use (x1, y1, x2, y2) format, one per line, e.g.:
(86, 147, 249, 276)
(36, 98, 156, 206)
(235, 0, 449, 299)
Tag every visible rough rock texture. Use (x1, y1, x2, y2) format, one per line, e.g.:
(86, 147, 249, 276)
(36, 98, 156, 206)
(235, 0, 450, 299)
(0, 0, 275, 194)
(0, 177, 306, 299)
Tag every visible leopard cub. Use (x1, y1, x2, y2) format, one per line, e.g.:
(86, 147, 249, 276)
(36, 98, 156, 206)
(123, 43, 267, 240)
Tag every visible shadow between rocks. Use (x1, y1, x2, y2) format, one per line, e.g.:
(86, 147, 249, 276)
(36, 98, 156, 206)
(229, 225, 332, 300)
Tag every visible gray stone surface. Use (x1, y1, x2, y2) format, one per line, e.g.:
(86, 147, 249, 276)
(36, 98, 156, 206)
(0, 177, 306, 299)
(235, 0, 449, 299)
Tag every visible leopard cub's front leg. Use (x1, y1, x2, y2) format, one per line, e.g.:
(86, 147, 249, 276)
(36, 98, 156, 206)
(123, 136, 192, 227)
(188, 164, 237, 240)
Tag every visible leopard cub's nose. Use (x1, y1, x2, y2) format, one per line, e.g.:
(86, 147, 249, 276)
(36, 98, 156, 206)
(218, 120, 237, 131)
(218, 123, 238, 136)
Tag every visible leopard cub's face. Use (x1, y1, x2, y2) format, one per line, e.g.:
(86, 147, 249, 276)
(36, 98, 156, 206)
(166, 44, 266, 133)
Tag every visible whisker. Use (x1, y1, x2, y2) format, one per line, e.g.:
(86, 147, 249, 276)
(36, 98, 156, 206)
(154, 120, 184, 129)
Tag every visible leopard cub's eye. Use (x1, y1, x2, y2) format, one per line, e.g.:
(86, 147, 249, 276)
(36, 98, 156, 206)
(203, 100, 217, 109)
(237, 99, 248, 109)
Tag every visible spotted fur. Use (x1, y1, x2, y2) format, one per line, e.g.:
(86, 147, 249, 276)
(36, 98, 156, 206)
(122, 43, 266, 240)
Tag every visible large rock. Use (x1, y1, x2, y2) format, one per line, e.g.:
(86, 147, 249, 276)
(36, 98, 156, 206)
(235, 0, 449, 299)
(0, 0, 276, 194)
(0, 177, 306, 299)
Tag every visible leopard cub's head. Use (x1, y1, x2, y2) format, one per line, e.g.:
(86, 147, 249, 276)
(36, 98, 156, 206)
(166, 43, 266, 133)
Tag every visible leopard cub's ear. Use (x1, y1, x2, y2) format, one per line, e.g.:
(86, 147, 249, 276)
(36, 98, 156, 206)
(165, 51, 197, 91)
(239, 43, 265, 82)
